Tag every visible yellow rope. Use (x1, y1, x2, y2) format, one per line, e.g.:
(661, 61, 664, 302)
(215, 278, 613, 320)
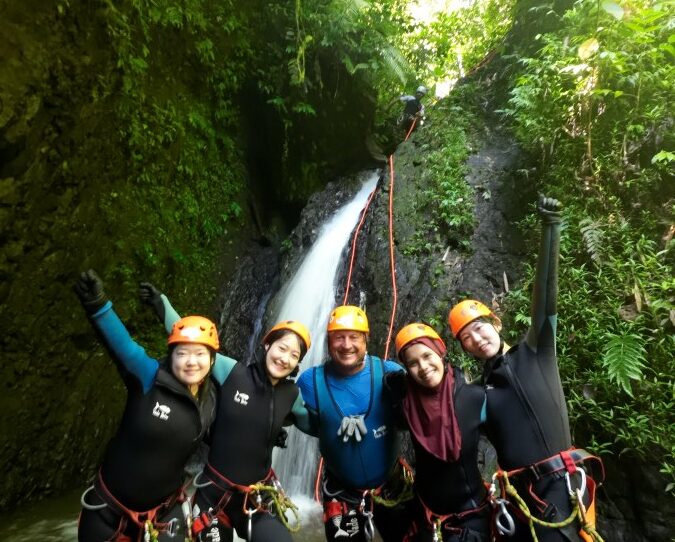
(498, 471, 605, 542)
(143, 520, 159, 542)
(369, 463, 415, 508)
(248, 482, 301, 533)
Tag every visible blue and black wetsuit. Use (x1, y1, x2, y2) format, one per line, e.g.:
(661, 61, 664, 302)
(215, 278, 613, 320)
(297, 356, 410, 542)
(78, 301, 216, 542)
(155, 297, 311, 542)
(387, 368, 490, 542)
(483, 209, 596, 541)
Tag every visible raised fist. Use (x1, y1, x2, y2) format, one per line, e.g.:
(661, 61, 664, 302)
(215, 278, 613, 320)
(139, 282, 162, 305)
(538, 195, 562, 223)
(74, 269, 108, 314)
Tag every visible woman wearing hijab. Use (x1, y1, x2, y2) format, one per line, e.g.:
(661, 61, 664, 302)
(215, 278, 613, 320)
(386, 323, 490, 542)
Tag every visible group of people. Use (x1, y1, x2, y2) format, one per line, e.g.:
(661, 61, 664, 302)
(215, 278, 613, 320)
(74, 196, 603, 542)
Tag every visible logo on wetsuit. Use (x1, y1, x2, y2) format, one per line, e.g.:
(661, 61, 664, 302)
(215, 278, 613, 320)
(152, 402, 171, 420)
(372, 425, 387, 439)
(234, 390, 249, 406)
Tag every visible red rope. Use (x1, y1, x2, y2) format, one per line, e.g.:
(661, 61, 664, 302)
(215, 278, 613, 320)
(382, 154, 398, 361)
(314, 456, 324, 503)
(343, 187, 378, 305)
(404, 116, 417, 142)
(342, 116, 411, 357)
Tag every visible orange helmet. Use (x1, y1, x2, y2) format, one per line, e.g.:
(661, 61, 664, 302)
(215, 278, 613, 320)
(168, 316, 219, 351)
(263, 320, 311, 351)
(448, 300, 497, 338)
(395, 323, 443, 358)
(327, 305, 369, 333)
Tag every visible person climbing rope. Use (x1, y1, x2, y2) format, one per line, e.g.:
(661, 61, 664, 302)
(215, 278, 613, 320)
(384, 323, 492, 542)
(448, 197, 605, 542)
(139, 283, 313, 542)
(74, 270, 218, 542)
(296, 305, 413, 542)
(398, 85, 427, 134)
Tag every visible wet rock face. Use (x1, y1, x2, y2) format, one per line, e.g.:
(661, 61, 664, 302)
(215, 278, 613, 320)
(345, 124, 532, 356)
(596, 456, 675, 542)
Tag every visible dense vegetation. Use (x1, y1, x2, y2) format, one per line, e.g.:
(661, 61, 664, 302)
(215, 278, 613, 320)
(485, 0, 674, 492)
(1, 0, 671, 512)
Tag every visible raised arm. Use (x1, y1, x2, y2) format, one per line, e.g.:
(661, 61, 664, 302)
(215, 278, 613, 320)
(290, 393, 318, 436)
(74, 270, 158, 393)
(139, 282, 236, 384)
(525, 196, 562, 352)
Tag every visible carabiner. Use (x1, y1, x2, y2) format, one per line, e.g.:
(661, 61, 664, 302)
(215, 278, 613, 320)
(165, 517, 179, 538)
(192, 471, 214, 489)
(494, 499, 515, 537)
(565, 468, 587, 498)
(363, 510, 375, 541)
(80, 486, 108, 511)
(246, 508, 257, 541)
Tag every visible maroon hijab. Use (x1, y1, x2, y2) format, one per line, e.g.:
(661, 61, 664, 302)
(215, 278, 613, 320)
(401, 338, 462, 462)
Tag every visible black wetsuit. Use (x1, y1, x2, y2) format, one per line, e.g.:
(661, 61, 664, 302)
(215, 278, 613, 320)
(194, 358, 304, 542)
(78, 302, 216, 542)
(483, 210, 588, 541)
(388, 368, 490, 542)
(156, 296, 310, 542)
(399, 95, 423, 133)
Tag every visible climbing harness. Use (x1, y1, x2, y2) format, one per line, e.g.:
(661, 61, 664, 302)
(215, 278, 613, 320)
(191, 463, 300, 540)
(404, 493, 490, 542)
(80, 471, 187, 542)
(321, 459, 414, 540)
(489, 449, 605, 542)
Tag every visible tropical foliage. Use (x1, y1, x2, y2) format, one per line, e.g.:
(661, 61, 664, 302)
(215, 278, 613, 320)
(495, 0, 674, 492)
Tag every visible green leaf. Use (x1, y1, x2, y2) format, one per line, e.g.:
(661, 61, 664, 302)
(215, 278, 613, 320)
(601, 332, 647, 397)
(651, 150, 675, 164)
(601, 1, 624, 19)
(578, 37, 600, 60)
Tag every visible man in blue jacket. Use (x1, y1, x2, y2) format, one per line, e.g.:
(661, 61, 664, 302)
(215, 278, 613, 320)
(297, 305, 410, 542)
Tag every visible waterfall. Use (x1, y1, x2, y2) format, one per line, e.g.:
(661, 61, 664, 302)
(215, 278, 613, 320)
(270, 172, 379, 498)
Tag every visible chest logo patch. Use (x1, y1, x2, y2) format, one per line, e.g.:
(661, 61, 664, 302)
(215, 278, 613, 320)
(152, 402, 171, 421)
(372, 425, 387, 439)
(234, 390, 250, 406)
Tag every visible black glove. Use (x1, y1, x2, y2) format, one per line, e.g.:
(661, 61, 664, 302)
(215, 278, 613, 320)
(275, 428, 289, 449)
(139, 282, 161, 304)
(138, 282, 167, 323)
(538, 195, 562, 224)
(73, 269, 109, 314)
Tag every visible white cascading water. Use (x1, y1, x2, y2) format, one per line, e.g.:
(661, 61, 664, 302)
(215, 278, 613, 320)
(270, 172, 379, 499)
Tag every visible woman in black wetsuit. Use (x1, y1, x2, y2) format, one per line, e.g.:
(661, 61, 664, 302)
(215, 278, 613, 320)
(448, 197, 603, 542)
(139, 283, 313, 542)
(74, 271, 218, 542)
(386, 323, 490, 542)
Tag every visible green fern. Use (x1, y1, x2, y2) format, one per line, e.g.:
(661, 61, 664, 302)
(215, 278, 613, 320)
(380, 46, 409, 86)
(580, 218, 604, 266)
(601, 332, 647, 397)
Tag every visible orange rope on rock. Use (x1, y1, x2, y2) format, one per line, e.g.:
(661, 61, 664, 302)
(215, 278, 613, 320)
(343, 187, 378, 305)
(383, 154, 398, 361)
